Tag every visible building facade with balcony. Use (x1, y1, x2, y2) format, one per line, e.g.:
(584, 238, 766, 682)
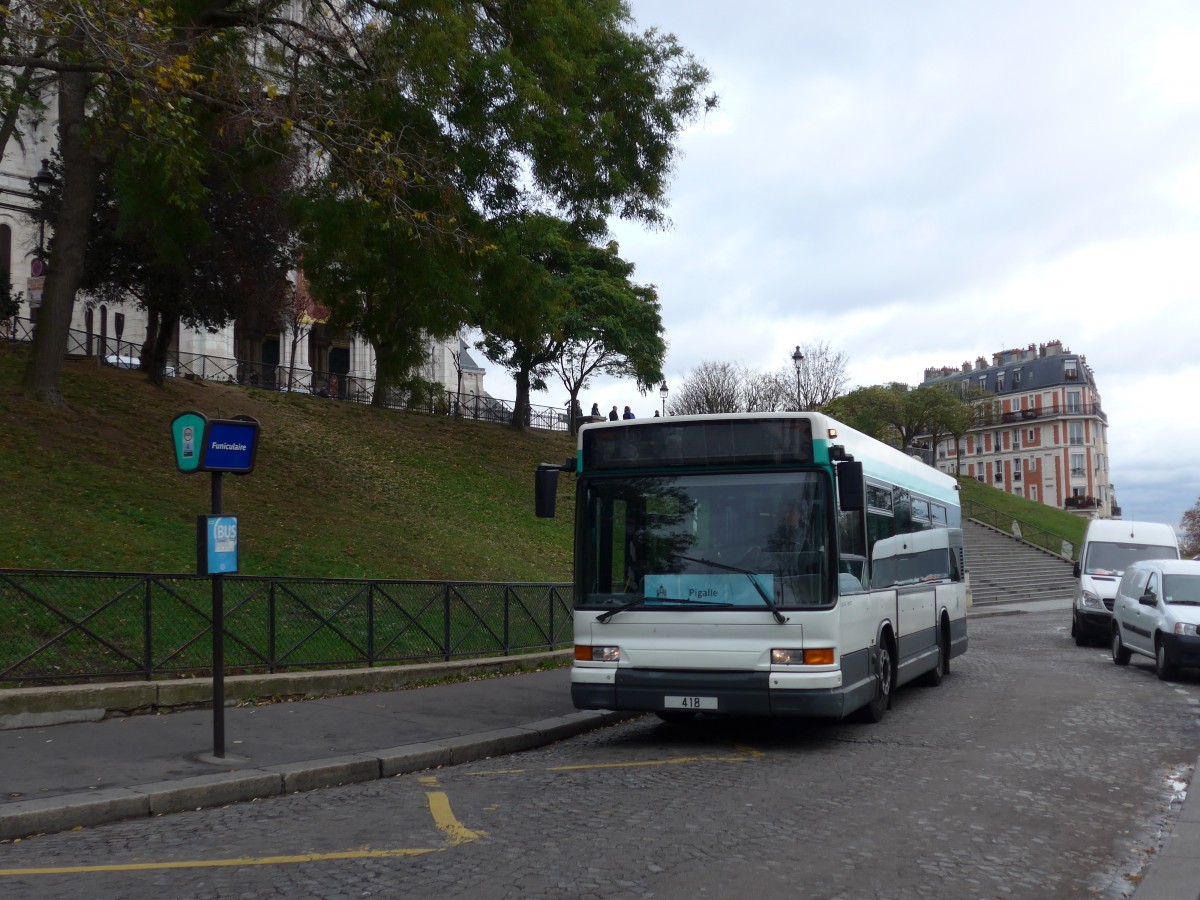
(919, 340, 1116, 518)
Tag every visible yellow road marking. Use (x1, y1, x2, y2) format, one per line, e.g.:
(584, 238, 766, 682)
(467, 744, 764, 775)
(0, 848, 441, 876)
(1, 778, 484, 876)
(2, 749, 762, 876)
(426, 790, 485, 845)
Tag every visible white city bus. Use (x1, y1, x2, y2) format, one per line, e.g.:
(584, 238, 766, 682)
(535, 412, 968, 722)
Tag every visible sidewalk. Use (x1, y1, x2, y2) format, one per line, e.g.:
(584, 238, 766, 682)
(0, 661, 631, 841)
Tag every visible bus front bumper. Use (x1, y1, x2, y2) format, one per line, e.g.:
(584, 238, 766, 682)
(571, 666, 865, 720)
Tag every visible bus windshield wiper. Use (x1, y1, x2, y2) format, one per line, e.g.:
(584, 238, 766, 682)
(673, 554, 788, 624)
(596, 594, 732, 623)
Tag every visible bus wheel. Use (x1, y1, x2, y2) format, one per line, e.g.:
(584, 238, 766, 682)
(655, 711, 696, 724)
(859, 643, 893, 723)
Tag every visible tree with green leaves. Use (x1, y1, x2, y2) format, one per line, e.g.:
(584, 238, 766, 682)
(75, 123, 295, 386)
(827, 382, 987, 462)
(1180, 501, 1200, 559)
(478, 214, 663, 429)
(295, 187, 481, 408)
(825, 384, 909, 447)
(550, 240, 665, 434)
(3, 0, 714, 406)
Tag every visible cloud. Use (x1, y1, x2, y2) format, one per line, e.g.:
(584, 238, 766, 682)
(492, 0, 1200, 527)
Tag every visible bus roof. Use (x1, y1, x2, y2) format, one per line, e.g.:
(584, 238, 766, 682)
(577, 411, 959, 507)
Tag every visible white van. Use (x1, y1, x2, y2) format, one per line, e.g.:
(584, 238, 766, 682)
(1072, 519, 1179, 646)
(1111, 559, 1200, 679)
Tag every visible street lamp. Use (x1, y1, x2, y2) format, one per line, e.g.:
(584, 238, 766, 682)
(659, 380, 668, 416)
(791, 345, 804, 410)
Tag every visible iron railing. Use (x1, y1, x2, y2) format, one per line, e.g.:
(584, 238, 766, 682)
(979, 403, 1107, 425)
(0, 570, 574, 686)
(1, 315, 576, 432)
(962, 499, 1077, 560)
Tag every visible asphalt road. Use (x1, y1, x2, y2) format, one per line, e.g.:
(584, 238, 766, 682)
(2, 608, 1198, 900)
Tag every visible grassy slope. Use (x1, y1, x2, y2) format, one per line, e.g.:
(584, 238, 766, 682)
(957, 473, 1087, 548)
(0, 350, 576, 581)
(1, 347, 1095, 579)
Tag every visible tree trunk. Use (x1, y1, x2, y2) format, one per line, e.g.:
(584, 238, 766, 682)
(511, 366, 531, 430)
(20, 46, 100, 406)
(146, 312, 177, 387)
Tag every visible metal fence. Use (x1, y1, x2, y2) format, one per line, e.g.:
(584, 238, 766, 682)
(962, 499, 1076, 560)
(0, 570, 574, 686)
(1, 315, 575, 432)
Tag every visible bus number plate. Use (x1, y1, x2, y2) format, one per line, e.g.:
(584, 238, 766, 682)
(664, 696, 718, 710)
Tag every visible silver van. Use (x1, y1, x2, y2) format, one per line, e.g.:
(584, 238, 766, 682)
(1072, 519, 1178, 645)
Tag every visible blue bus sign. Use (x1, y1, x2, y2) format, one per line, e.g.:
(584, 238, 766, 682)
(197, 515, 239, 575)
(200, 417, 260, 474)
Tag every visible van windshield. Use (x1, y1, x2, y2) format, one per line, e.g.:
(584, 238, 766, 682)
(1164, 575, 1200, 605)
(1084, 542, 1178, 576)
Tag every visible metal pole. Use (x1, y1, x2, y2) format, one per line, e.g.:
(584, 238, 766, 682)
(211, 472, 225, 758)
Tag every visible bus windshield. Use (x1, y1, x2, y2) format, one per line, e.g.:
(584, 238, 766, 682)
(579, 471, 832, 611)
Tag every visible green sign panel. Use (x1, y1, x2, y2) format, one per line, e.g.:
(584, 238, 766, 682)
(171, 411, 208, 474)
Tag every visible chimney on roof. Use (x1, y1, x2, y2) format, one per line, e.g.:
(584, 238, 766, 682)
(962, 361, 971, 373)
(975, 356, 987, 371)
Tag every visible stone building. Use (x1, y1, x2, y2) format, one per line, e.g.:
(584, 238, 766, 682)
(919, 340, 1116, 518)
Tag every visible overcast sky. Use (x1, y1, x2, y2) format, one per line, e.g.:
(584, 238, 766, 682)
(484, 0, 1200, 532)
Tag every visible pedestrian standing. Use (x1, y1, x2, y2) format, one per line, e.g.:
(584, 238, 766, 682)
(622, 405, 635, 419)
(591, 402, 601, 418)
(608, 405, 619, 421)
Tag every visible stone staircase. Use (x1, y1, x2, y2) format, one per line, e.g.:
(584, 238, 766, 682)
(962, 519, 1077, 605)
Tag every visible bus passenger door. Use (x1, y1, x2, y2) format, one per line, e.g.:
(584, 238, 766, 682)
(896, 583, 937, 669)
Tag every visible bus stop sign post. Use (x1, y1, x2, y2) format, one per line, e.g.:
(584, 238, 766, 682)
(171, 412, 261, 759)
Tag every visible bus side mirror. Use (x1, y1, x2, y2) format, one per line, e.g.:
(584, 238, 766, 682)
(837, 460, 864, 512)
(1072, 561, 1081, 579)
(535, 463, 562, 518)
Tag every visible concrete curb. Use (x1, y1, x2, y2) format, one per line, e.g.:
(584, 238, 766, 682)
(0, 709, 638, 841)
(0, 650, 573, 730)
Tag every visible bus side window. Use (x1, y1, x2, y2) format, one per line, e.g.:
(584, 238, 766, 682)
(838, 508, 867, 591)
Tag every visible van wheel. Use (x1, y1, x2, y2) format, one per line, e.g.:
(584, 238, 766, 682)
(1073, 613, 1088, 647)
(1111, 628, 1131, 666)
(1156, 638, 1178, 681)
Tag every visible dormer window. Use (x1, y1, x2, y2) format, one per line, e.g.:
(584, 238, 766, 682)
(997, 370, 1006, 391)
(1064, 359, 1078, 381)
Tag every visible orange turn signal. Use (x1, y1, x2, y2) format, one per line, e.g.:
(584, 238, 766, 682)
(803, 648, 835, 665)
(575, 645, 593, 661)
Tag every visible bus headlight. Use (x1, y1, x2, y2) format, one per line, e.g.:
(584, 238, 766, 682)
(772, 648, 835, 665)
(576, 645, 620, 662)
(1080, 590, 1104, 610)
(1174, 623, 1199, 637)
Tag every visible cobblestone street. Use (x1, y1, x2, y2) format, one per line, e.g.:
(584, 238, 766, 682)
(2, 609, 1197, 900)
